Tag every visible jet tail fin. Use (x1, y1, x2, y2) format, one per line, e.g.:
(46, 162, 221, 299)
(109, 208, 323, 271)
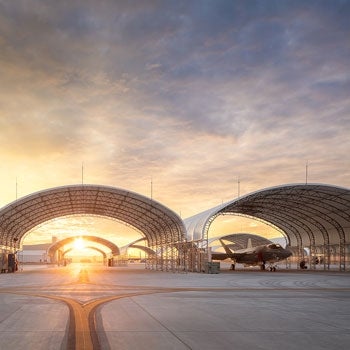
(219, 239, 235, 259)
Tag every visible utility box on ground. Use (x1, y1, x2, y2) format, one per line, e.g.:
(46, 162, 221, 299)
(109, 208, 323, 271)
(204, 262, 220, 274)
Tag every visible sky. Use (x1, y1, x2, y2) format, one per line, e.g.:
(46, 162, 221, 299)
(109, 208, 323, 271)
(1, 0, 350, 246)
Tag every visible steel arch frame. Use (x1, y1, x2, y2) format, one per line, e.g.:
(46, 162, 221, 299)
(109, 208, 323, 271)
(184, 183, 350, 271)
(0, 184, 187, 272)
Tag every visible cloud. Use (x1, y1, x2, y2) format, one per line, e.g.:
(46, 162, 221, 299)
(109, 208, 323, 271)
(0, 0, 349, 220)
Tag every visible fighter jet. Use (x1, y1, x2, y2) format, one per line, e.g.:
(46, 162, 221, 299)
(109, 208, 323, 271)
(211, 237, 292, 271)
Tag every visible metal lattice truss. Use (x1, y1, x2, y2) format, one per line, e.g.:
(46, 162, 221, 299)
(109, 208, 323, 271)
(184, 184, 350, 270)
(0, 185, 186, 256)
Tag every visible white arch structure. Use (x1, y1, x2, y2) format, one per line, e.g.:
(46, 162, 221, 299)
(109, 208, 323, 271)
(184, 183, 350, 271)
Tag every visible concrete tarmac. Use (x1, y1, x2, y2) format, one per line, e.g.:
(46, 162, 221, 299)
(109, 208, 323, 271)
(0, 264, 350, 350)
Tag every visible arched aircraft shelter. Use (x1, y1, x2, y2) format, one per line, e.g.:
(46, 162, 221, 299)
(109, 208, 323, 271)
(47, 235, 120, 264)
(0, 184, 187, 272)
(1, 183, 350, 272)
(184, 184, 350, 271)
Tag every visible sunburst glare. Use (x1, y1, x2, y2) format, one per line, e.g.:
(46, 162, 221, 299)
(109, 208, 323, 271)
(73, 237, 85, 250)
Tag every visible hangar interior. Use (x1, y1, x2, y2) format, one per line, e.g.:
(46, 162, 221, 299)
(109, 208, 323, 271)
(0, 183, 350, 272)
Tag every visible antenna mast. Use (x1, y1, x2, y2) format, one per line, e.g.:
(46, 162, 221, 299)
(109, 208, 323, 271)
(237, 176, 240, 198)
(305, 161, 308, 184)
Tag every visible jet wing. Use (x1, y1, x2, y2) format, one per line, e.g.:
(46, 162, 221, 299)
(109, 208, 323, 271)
(211, 251, 249, 261)
(211, 252, 229, 260)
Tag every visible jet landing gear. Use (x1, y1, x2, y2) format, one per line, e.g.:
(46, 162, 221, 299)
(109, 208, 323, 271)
(268, 263, 277, 272)
(261, 262, 277, 271)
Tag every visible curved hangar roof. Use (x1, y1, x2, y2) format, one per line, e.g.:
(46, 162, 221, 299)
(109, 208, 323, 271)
(0, 185, 186, 248)
(184, 183, 350, 247)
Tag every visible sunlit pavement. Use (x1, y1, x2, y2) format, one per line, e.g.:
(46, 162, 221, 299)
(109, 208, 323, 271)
(0, 263, 350, 350)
